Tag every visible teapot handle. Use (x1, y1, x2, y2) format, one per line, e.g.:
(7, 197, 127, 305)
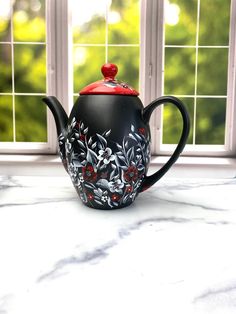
(139, 96, 190, 192)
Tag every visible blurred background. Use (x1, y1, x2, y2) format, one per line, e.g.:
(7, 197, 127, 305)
(0, 0, 231, 146)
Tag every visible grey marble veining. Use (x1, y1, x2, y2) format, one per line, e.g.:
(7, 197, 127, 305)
(0, 175, 236, 314)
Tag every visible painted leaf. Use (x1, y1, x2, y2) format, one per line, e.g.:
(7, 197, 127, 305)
(74, 133, 80, 139)
(72, 159, 82, 167)
(104, 129, 111, 137)
(128, 133, 136, 141)
(95, 199, 103, 206)
(97, 179, 109, 189)
(123, 195, 129, 203)
(94, 190, 101, 197)
(107, 198, 113, 208)
(134, 133, 142, 141)
(117, 155, 126, 161)
(100, 163, 107, 170)
(83, 127, 89, 134)
(131, 124, 135, 132)
(115, 155, 121, 167)
(127, 147, 134, 162)
(84, 183, 93, 189)
(87, 148, 97, 165)
(78, 140, 86, 149)
(96, 133, 107, 148)
(91, 142, 97, 149)
(110, 169, 116, 180)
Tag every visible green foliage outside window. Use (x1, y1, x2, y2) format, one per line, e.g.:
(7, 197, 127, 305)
(0, 0, 47, 142)
(0, 0, 231, 145)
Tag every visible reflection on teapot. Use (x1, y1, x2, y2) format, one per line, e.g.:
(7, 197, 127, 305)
(43, 63, 190, 209)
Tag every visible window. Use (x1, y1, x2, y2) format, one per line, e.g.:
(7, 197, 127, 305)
(0, 0, 236, 157)
(0, 0, 52, 153)
(141, 0, 236, 156)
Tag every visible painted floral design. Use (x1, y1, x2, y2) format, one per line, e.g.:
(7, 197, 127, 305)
(97, 147, 115, 164)
(82, 164, 97, 182)
(124, 166, 139, 182)
(59, 118, 150, 209)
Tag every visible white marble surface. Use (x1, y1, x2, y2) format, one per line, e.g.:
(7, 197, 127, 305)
(0, 174, 236, 314)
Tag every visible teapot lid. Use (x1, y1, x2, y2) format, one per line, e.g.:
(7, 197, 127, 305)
(79, 63, 139, 96)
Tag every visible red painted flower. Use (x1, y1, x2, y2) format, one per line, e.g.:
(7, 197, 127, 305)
(111, 194, 121, 202)
(82, 164, 97, 182)
(87, 193, 94, 201)
(126, 185, 133, 193)
(124, 166, 138, 182)
(138, 127, 145, 135)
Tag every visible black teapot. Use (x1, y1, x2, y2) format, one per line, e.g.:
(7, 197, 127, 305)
(43, 63, 190, 209)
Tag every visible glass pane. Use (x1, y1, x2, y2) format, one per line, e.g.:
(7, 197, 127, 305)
(0, 0, 11, 42)
(74, 46, 105, 92)
(162, 97, 194, 144)
(0, 95, 13, 141)
(196, 98, 226, 144)
(14, 44, 46, 93)
(0, 44, 12, 93)
(197, 48, 228, 95)
(165, 0, 197, 46)
(13, 0, 46, 42)
(72, 0, 106, 44)
(199, 0, 231, 46)
(15, 96, 47, 142)
(164, 48, 195, 95)
(108, 0, 140, 44)
(108, 46, 139, 90)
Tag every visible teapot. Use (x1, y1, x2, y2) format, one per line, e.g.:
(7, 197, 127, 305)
(43, 63, 190, 210)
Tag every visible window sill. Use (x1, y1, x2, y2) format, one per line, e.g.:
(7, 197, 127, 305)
(0, 154, 235, 178)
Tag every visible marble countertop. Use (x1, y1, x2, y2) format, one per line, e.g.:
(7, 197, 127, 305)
(0, 174, 236, 314)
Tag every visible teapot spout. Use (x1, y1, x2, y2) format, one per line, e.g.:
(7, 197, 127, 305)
(42, 96, 68, 169)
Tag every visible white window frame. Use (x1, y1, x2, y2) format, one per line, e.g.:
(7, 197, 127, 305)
(141, 0, 236, 157)
(0, 0, 236, 158)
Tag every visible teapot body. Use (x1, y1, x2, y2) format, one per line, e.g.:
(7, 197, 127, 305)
(61, 95, 151, 209)
(43, 64, 190, 210)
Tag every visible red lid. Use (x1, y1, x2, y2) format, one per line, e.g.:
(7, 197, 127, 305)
(79, 63, 139, 96)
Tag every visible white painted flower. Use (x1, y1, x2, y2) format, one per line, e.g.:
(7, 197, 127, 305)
(79, 173, 84, 183)
(101, 195, 108, 203)
(108, 179, 124, 193)
(94, 188, 109, 203)
(97, 147, 115, 164)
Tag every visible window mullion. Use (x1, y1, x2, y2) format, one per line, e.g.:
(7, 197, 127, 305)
(140, 0, 164, 155)
(53, 0, 73, 113)
(46, 0, 73, 153)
